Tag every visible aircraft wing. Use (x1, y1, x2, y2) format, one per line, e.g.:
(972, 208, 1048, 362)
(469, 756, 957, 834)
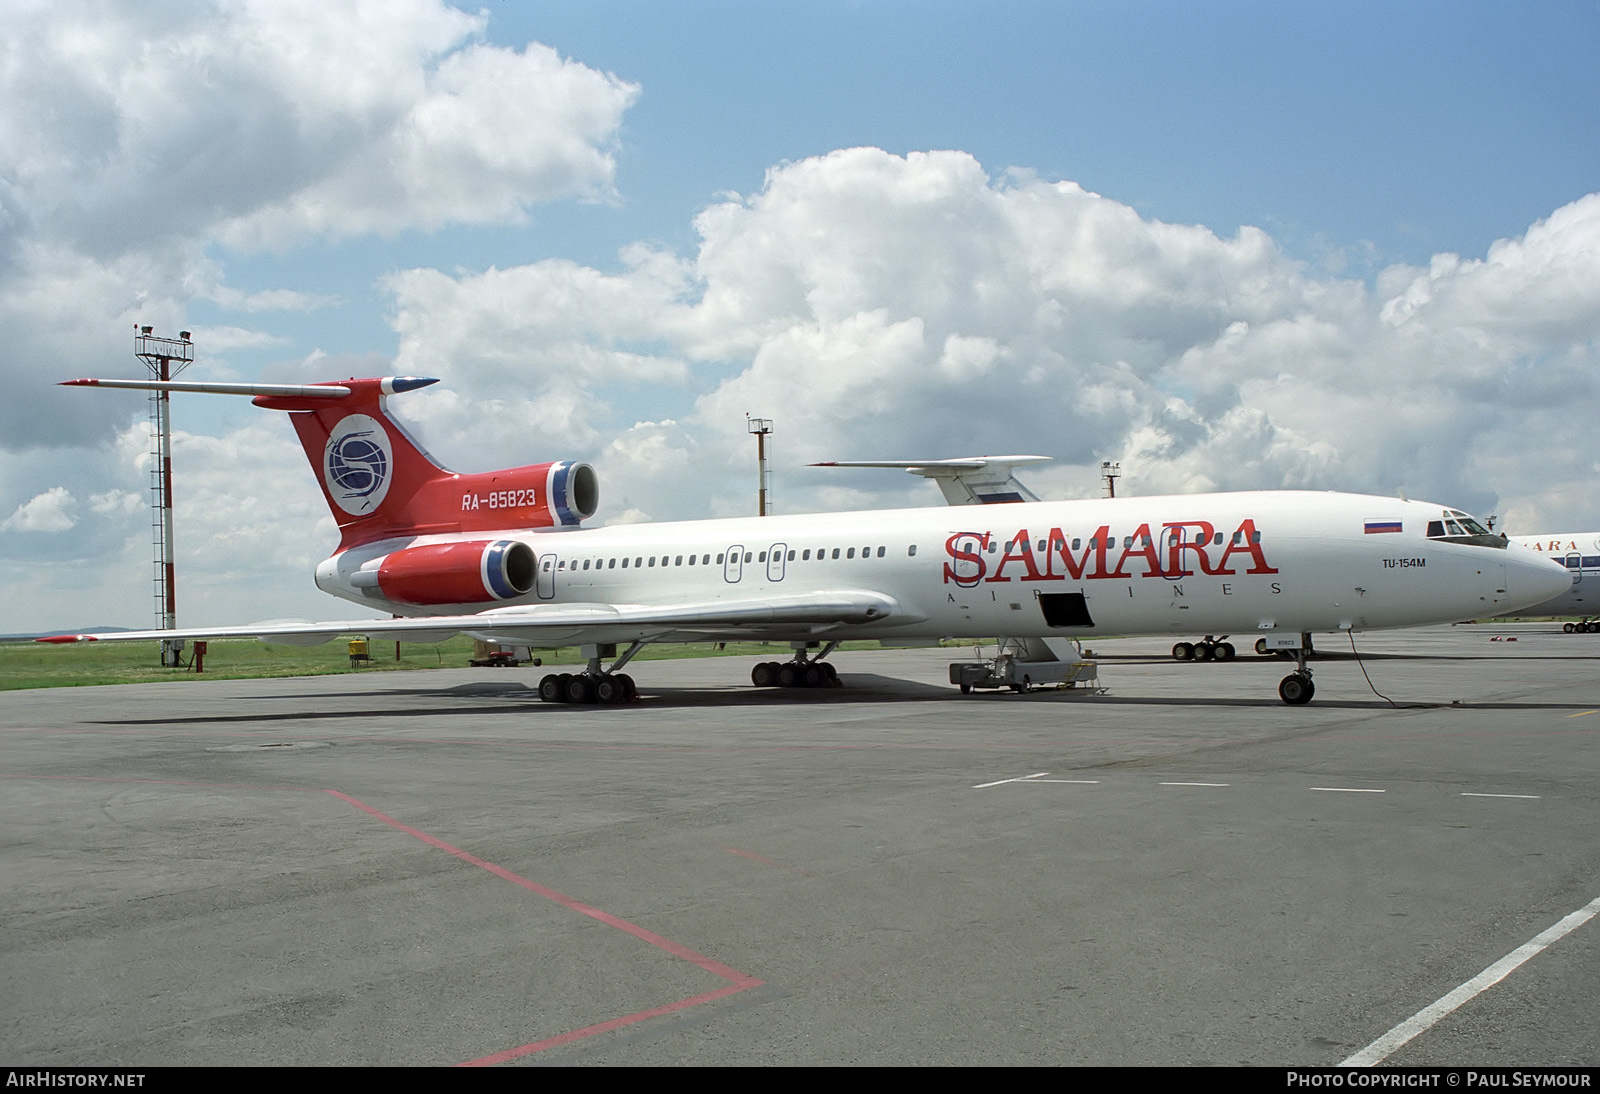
(812, 456, 1048, 505)
(38, 590, 918, 648)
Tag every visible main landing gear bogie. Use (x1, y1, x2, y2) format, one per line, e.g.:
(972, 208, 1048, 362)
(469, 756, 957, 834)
(1562, 619, 1598, 633)
(1172, 636, 1236, 662)
(538, 671, 638, 705)
(752, 660, 840, 689)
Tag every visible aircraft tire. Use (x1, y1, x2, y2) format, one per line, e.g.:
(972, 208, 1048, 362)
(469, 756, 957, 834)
(1216, 642, 1236, 661)
(752, 662, 777, 687)
(617, 674, 637, 700)
(1564, 622, 1576, 633)
(566, 675, 597, 704)
(1278, 673, 1315, 705)
(1172, 642, 1194, 661)
(595, 676, 622, 704)
(777, 664, 799, 688)
(538, 674, 563, 703)
(1194, 642, 1215, 661)
(802, 664, 825, 688)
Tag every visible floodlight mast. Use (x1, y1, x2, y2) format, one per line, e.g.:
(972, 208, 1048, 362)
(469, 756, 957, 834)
(1101, 460, 1121, 499)
(134, 326, 194, 667)
(746, 416, 773, 516)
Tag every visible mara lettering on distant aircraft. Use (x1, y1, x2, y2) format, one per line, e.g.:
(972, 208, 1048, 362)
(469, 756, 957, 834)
(43, 375, 1571, 706)
(1504, 532, 1600, 631)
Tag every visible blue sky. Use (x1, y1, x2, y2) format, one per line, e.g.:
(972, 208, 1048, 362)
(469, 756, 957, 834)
(204, 1, 1600, 373)
(3, 1, 1599, 631)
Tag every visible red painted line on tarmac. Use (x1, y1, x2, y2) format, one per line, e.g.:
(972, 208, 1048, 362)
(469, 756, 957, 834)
(721, 845, 811, 877)
(323, 789, 765, 1062)
(456, 981, 755, 1066)
(721, 845, 783, 866)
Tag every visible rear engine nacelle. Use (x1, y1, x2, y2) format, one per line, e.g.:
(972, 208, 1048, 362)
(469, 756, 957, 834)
(546, 460, 600, 526)
(451, 460, 600, 530)
(374, 539, 536, 606)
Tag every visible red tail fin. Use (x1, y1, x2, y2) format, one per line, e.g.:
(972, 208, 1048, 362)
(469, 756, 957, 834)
(252, 377, 598, 549)
(63, 375, 598, 550)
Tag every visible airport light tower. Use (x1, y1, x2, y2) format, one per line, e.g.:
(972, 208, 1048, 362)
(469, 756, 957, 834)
(1101, 460, 1121, 498)
(747, 415, 773, 516)
(135, 326, 193, 666)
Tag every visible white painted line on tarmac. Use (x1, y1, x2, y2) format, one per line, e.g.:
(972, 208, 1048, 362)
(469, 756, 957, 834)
(972, 771, 1051, 789)
(1159, 781, 1230, 787)
(1341, 895, 1600, 1067)
(1309, 786, 1386, 793)
(1461, 792, 1540, 799)
(972, 772, 1100, 788)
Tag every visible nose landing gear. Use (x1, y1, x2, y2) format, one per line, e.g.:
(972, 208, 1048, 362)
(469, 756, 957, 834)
(1275, 634, 1315, 705)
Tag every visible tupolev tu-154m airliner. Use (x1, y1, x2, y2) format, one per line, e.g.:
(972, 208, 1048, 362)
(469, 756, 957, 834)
(42, 375, 1570, 705)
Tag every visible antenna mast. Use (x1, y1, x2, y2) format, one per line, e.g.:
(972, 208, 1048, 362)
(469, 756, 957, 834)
(134, 326, 194, 666)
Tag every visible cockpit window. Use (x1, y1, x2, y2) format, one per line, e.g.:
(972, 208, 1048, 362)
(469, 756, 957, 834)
(1426, 509, 1506, 549)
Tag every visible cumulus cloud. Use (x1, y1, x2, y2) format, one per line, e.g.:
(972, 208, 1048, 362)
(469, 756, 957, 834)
(0, 0, 638, 450)
(385, 148, 1600, 538)
(2, 487, 78, 532)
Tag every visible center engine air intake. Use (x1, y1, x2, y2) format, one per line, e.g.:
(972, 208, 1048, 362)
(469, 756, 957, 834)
(548, 461, 600, 525)
(376, 539, 536, 606)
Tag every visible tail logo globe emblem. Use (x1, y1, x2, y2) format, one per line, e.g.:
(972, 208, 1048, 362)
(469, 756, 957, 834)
(323, 415, 394, 515)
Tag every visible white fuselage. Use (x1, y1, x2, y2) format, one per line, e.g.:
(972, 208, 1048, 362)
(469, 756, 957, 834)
(315, 491, 1570, 646)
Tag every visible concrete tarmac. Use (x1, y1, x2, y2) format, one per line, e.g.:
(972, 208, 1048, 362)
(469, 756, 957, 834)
(3, 624, 1598, 1066)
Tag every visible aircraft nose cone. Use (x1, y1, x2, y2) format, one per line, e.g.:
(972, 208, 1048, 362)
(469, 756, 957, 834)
(1505, 545, 1575, 612)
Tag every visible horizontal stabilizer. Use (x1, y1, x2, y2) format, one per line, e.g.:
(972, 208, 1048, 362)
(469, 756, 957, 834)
(813, 456, 1049, 505)
(58, 377, 438, 399)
